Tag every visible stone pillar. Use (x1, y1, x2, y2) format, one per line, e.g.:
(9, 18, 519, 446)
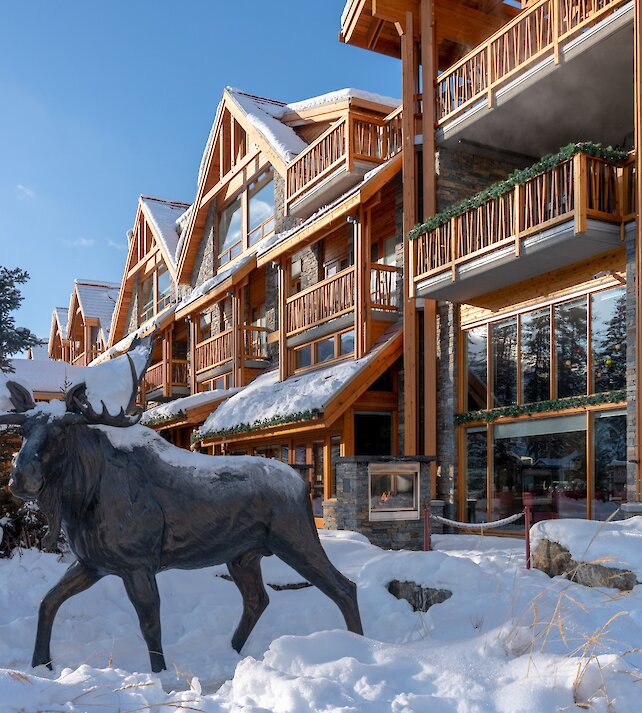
(625, 222, 638, 502)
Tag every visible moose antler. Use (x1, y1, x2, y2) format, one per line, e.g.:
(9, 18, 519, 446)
(0, 381, 35, 426)
(71, 395, 142, 427)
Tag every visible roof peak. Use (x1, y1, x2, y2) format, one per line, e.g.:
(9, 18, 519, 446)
(140, 195, 190, 208)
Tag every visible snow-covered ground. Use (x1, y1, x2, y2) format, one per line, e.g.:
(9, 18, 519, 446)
(0, 529, 640, 712)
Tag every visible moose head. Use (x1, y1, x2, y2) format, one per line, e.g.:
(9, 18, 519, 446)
(0, 338, 151, 503)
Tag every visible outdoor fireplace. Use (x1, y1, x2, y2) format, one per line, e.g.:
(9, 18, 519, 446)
(369, 462, 420, 521)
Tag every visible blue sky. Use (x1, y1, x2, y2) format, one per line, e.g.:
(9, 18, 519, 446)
(0, 1, 399, 342)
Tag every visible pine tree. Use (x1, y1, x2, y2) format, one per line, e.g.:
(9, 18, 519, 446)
(0, 266, 41, 373)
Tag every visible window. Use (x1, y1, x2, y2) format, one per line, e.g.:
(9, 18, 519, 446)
(555, 297, 587, 398)
(158, 269, 171, 310)
(316, 338, 334, 364)
(521, 308, 550, 403)
(491, 318, 518, 407)
(198, 311, 212, 342)
(293, 330, 355, 372)
(339, 330, 355, 356)
(593, 411, 627, 520)
(218, 196, 243, 266)
(295, 344, 312, 370)
(218, 167, 275, 266)
(140, 275, 154, 323)
(248, 172, 275, 246)
(466, 326, 487, 411)
(463, 286, 626, 411)
(465, 428, 487, 523)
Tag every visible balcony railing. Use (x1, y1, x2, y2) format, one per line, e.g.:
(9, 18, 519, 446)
(144, 361, 164, 391)
(194, 329, 233, 373)
(286, 110, 402, 209)
(286, 266, 356, 336)
(244, 325, 269, 360)
(171, 359, 189, 387)
(436, 0, 630, 124)
(370, 264, 399, 311)
(413, 151, 629, 285)
(71, 346, 100, 366)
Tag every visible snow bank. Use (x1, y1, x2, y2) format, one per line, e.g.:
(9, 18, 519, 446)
(0, 531, 640, 711)
(142, 387, 240, 424)
(531, 517, 642, 579)
(0, 360, 88, 412)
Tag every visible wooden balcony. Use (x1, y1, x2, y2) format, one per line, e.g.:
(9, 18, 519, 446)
(71, 347, 100, 366)
(286, 267, 356, 337)
(285, 109, 402, 216)
(413, 151, 633, 302)
(436, 0, 630, 126)
(244, 325, 269, 361)
(370, 264, 399, 312)
(195, 329, 233, 374)
(143, 359, 189, 399)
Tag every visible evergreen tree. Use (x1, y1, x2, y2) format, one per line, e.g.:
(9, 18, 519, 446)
(0, 266, 41, 372)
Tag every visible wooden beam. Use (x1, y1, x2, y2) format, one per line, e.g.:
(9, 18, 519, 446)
(401, 10, 419, 455)
(278, 258, 289, 381)
(633, 0, 642, 502)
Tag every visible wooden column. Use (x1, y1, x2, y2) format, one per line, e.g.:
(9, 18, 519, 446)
(278, 258, 289, 381)
(400, 10, 419, 455)
(421, 0, 438, 470)
(354, 210, 366, 359)
(189, 317, 197, 394)
(633, 0, 642, 501)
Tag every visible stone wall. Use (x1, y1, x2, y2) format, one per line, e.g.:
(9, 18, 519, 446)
(331, 457, 442, 550)
(625, 222, 638, 502)
(126, 275, 140, 334)
(190, 203, 216, 290)
(436, 302, 459, 519)
(436, 147, 529, 210)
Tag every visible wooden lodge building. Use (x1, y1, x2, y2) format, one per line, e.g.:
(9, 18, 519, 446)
(44, 0, 642, 543)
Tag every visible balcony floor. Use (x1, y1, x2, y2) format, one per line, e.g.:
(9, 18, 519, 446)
(437, 3, 634, 159)
(415, 219, 623, 302)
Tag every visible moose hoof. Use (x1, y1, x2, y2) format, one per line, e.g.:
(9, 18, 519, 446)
(32, 656, 53, 670)
(150, 654, 167, 673)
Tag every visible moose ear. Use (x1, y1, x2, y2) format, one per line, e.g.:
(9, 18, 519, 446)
(6, 381, 35, 413)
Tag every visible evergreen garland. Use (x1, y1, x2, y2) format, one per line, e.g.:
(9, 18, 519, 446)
(193, 408, 322, 443)
(142, 411, 186, 427)
(409, 142, 628, 240)
(454, 389, 626, 425)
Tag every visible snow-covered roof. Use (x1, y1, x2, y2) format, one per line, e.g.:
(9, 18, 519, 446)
(140, 196, 190, 269)
(196, 324, 401, 439)
(142, 388, 241, 425)
(226, 88, 307, 164)
(68, 280, 120, 342)
(0, 359, 88, 411)
(285, 88, 400, 114)
(52, 307, 69, 335)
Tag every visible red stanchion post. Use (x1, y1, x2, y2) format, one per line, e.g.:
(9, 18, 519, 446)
(524, 505, 531, 569)
(423, 500, 431, 552)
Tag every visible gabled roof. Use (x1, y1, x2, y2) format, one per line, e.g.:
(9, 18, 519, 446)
(196, 323, 402, 443)
(67, 279, 120, 343)
(139, 196, 190, 271)
(48, 307, 69, 358)
(109, 195, 188, 347)
(178, 85, 401, 285)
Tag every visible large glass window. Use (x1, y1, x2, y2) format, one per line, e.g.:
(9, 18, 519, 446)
(592, 287, 626, 393)
(492, 416, 587, 527)
(218, 195, 243, 266)
(466, 326, 487, 411)
(491, 318, 518, 407)
(593, 412, 627, 520)
(248, 172, 275, 246)
(140, 275, 154, 322)
(157, 269, 171, 310)
(555, 297, 587, 398)
(465, 428, 487, 523)
(521, 308, 550, 403)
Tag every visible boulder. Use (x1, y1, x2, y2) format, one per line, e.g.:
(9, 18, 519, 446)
(387, 579, 452, 612)
(532, 539, 638, 591)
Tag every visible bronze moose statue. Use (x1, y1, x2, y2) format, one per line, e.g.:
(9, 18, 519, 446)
(0, 343, 362, 672)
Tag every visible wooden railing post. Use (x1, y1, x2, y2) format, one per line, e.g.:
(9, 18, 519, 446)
(573, 152, 588, 234)
(552, 0, 560, 64)
(450, 216, 457, 282)
(514, 183, 522, 256)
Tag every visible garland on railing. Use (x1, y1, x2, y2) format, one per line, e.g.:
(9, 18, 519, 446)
(454, 389, 626, 425)
(409, 142, 628, 240)
(142, 411, 187, 427)
(192, 408, 323, 443)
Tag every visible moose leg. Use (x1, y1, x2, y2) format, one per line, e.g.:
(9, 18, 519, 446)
(121, 570, 165, 673)
(32, 560, 102, 669)
(227, 549, 269, 653)
(270, 536, 363, 636)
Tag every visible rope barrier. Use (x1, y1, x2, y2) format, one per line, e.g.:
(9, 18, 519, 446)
(430, 511, 525, 531)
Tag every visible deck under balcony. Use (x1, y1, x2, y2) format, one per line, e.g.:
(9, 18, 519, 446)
(436, 0, 634, 157)
(413, 151, 637, 302)
(286, 109, 402, 217)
